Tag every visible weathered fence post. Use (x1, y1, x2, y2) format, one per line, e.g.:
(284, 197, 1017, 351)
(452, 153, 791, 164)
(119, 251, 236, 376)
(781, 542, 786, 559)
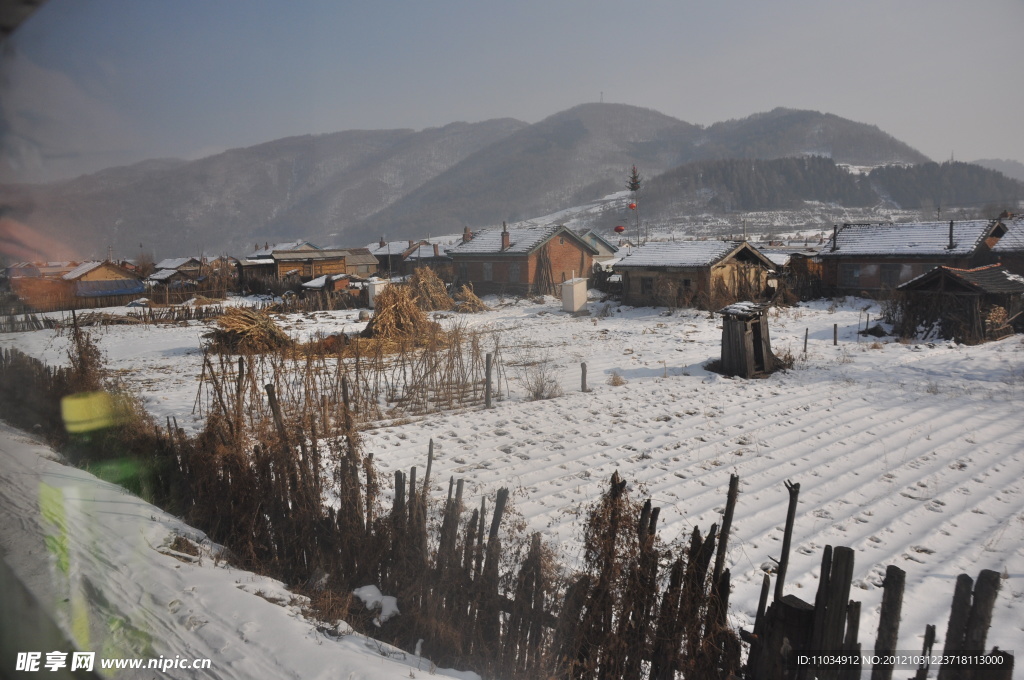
(804, 328, 809, 355)
(938, 574, 974, 680)
(834, 323, 838, 345)
(775, 479, 800, 602)
(713, 473, 740, 586)
(870, 565, 906, 680)
(485, 352, 493, 409)
(581, 361, 588, 392)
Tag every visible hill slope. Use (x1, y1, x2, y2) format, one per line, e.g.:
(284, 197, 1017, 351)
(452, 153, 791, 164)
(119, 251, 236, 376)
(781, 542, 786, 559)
(0, 104, 943, 257)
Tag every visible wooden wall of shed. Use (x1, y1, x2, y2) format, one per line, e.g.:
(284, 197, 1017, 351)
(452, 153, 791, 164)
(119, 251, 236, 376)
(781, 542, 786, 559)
(720, 313, 774, 378)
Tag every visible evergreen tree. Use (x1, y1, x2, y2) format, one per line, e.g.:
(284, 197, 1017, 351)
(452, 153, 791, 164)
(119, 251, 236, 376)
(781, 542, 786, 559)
(626, 165, 642, 193)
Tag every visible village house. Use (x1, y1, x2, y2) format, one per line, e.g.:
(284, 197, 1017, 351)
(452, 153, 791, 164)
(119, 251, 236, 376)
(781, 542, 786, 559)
(63, 261, 144, 297)
(817, 219, 1007, 294)
(153, 257, 203, 277)
(577, 229, 620, 266)
(336, 248, 380, 277)
(613, 240, 777, 309)
(449, 224, 598, 296)
(271, 249, 350, 280)
(9, 260, 149, 310)
(895, 263, 1024, 344)
(402, 242, 453, 280)
(365, 239, 450, 278)
(365, 239, 410, 276)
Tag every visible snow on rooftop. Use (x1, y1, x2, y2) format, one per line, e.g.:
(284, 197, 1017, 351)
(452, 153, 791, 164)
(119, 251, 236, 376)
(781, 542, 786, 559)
(992, 216, 1024, 252)
(154, 257, 198, 271)
(613, 240, 741, 268)
(450, 224, 563, 255)
(822, 220, 997, 257)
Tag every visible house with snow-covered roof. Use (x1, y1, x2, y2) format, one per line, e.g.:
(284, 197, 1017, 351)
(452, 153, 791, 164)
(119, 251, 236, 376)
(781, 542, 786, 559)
(449, 223, 598, 296)
(612, 240, 776, 309)
(818, 219, 1007, 293)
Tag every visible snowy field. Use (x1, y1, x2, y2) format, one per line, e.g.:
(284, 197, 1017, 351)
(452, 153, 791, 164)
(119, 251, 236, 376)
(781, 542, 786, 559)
(2, 295, 1023, 677)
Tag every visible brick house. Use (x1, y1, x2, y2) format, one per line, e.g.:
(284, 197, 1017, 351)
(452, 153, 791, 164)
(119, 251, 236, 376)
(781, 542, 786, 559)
(818, 219, 1008, 294)
(449, 224, 598, 296)
(613, 240, 776, 309)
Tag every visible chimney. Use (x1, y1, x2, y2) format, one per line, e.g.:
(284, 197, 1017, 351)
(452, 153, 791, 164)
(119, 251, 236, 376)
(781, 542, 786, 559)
(379, 237, 386, 247)
(501, 221, 510, 251)
(408, 239, 415, 248)
(948, 220, 954, 250)
(462, 226, 473, 243)
(433, 243, 440, 257)
(831, 224, 838, 252)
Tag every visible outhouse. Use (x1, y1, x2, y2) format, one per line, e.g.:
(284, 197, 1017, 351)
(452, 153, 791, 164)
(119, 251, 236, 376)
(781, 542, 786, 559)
(718, 302, 775, 378)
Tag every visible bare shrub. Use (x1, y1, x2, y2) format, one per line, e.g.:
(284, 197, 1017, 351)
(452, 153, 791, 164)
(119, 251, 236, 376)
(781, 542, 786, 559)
(607, 370, 627, 386)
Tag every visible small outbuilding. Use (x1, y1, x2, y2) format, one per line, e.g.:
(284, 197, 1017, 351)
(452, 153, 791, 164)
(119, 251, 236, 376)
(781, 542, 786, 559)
(718, 302, 775, 378)
(613, 240, 776, 309)
(894, 263, 1024, 344)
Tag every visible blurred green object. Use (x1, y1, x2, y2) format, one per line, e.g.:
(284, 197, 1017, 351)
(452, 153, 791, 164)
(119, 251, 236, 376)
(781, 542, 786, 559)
(61, 392, 116, 433)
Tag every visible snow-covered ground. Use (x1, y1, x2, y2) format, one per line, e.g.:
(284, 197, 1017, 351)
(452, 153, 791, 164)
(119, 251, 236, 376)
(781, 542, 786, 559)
(2, 295, 1022, 676)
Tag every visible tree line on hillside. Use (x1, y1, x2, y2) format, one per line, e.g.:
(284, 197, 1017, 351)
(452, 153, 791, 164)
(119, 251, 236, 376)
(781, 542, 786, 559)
(867, 161, 1023, 210)
(641, 157, 1023, 215)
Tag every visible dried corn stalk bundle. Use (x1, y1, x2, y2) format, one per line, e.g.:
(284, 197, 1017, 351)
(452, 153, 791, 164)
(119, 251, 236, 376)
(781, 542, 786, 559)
(205, 307, 293, 353)
(453, 283, 490, 313)
(360, 284, 439, 339)
(409, 267, 454, 311)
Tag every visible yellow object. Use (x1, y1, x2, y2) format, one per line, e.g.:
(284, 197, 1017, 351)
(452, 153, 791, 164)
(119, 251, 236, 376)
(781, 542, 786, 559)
(61, 391, 117, 433)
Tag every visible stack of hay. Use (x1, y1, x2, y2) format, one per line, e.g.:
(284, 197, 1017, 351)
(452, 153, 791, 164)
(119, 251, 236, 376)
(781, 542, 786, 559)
(409, 267, 454, 311)
(453, 284, 490, 313)
(205, 307, 293, 353)
(361, 284, 440, 339)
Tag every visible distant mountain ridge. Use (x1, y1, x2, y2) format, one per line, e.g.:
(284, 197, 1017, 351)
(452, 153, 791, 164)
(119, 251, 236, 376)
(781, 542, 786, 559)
(3, 103, 1008, 259)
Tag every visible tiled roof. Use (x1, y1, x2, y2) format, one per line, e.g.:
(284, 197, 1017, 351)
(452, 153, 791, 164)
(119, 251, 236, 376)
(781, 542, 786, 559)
(613, 241, 744, 268)
(450, 224, 565, 255)
(821, 220, 998, 257)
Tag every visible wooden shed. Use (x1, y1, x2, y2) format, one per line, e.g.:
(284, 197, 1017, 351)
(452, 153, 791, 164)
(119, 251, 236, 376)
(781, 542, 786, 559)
(718, 302, 775, 378)
(895, 264, 1024, 344)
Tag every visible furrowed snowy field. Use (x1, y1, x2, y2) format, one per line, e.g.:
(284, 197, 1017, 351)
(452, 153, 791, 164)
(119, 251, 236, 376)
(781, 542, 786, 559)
(2, 295, 1023, 677)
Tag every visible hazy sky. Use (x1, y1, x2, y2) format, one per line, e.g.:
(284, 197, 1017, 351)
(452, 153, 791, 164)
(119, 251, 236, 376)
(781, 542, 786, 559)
(2, 0, 1023, 182)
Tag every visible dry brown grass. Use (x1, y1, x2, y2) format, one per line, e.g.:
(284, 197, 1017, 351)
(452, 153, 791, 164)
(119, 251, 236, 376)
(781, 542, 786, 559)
(453, 283, 490, 313)
(205, 307, 294, 354)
